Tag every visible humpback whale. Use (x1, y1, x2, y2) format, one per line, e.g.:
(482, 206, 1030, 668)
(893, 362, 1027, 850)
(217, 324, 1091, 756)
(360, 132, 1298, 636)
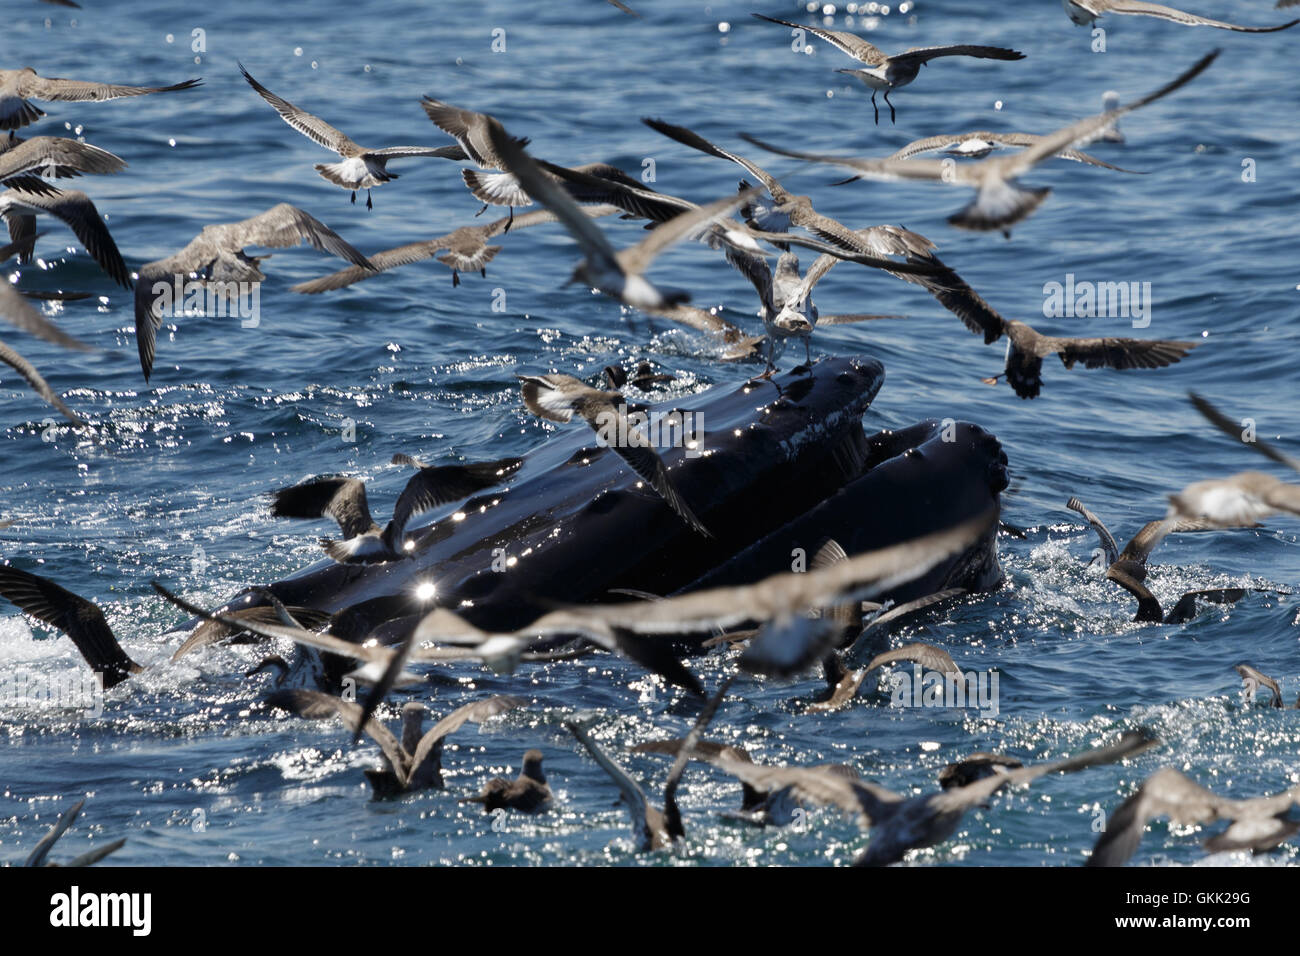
(2, 356, 1008, 693)
(197, 357, 1004, 653)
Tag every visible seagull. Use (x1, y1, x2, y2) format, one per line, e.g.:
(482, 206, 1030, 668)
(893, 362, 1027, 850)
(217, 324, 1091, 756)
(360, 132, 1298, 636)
(133, 204, 375, 380)
(1099, 91, 1125, 142)
(1189, 391, 1300, 474)
(0, 187, 131, 287)
(487, 120, 761, 309)
(1066, 495, 1229, 582)
(1169, 471, 1300, 527)
(938, 753, 1024, 790)
(1061, 0, 1297, 32)
(291, 204, 621, 293)
(704, 729, 1157, 865)
(0, 273, 92, 424)
(461, 750, 553, 813)
(0, 564, 142, 688)
(0, 132, 127, 194)
(20, 799, 125, 867)
(632, 737, 861, 826)
(266, 689, 526, 797)
(752, 14, 1025, 124)
(604, 360, 674, 391)
(638, 119, 1013, 346)
(0, 67, 201, 131)
(421, 97, 548, 229)
(1088, 767, 1300, 867)
(1065, 496, 1268, 623)
(517, 372, 710, 536)
(155, 583, 707, 697)
(741, 50, 1219, 234)
(884, 130, 1136, 171)
(170, 604, 332, 662)
(240, 65, 466, 209)
(809, 640, 961, 713)
(1234, 664, 1287, 709)
(565, 676, 732, 852)
(270, 455, 524, 563)
(976, 318, 1198, 399)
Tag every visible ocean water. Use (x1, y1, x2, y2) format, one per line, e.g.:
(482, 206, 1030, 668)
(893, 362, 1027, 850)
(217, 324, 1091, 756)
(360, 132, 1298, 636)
(1, 0, 1297, 867)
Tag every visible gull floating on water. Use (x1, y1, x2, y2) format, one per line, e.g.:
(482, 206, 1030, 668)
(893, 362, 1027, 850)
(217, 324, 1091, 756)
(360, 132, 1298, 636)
(240, 65, 466, 210)
(266, 689, 526, 797)
(461, 749, 553, 813)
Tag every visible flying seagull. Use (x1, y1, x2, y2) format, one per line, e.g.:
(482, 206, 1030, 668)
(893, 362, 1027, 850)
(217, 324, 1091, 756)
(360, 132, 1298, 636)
(292, 204, 621, 293)
(741, 50, 1219, 234)
(0, 67, 200, 131)
(0, 186, 131, 287)
(564, 676, 732, 851)
(270, 455, 524, 562)
(517, 372, 709, 536)
(0, 132, 127, 194)
(0, 564, 142, 688)
(1168, 471, 1300, 527)
(1189, 391, 1300, 474)
(133, 203, 375, 381)
(964, 315, 1197, 400)
(752, 14, 1024, 124)
(1061, 0, 1297, 32)
(486, 118, 761, 308)
(702, 729, 1158, 865)
(638, 117, 1010, 344)
(884, 129, 1136, 171)
(21, 799, 125, 867)
(240, 65, 466, 209)
(1089, 767, 1300, 866)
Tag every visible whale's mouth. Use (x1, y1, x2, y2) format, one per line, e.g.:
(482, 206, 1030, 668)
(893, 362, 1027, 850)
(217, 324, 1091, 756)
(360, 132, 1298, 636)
(200, 355, 1002, 640)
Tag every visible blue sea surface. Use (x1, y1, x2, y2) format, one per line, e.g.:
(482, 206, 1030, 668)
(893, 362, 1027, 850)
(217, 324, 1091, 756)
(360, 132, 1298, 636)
(1, 0, 1298, 866)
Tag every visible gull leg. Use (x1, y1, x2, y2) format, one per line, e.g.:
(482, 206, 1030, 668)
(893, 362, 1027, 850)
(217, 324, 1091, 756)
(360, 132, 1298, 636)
(503, 207, 515, 234)
(870, 90, 880, 125)
(452, 270, 461, 288)
(350, 190, 357, 204)
(366, 190, 373, 210)
(475, 203, 488, 218)
(884, 90, 896, 124)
